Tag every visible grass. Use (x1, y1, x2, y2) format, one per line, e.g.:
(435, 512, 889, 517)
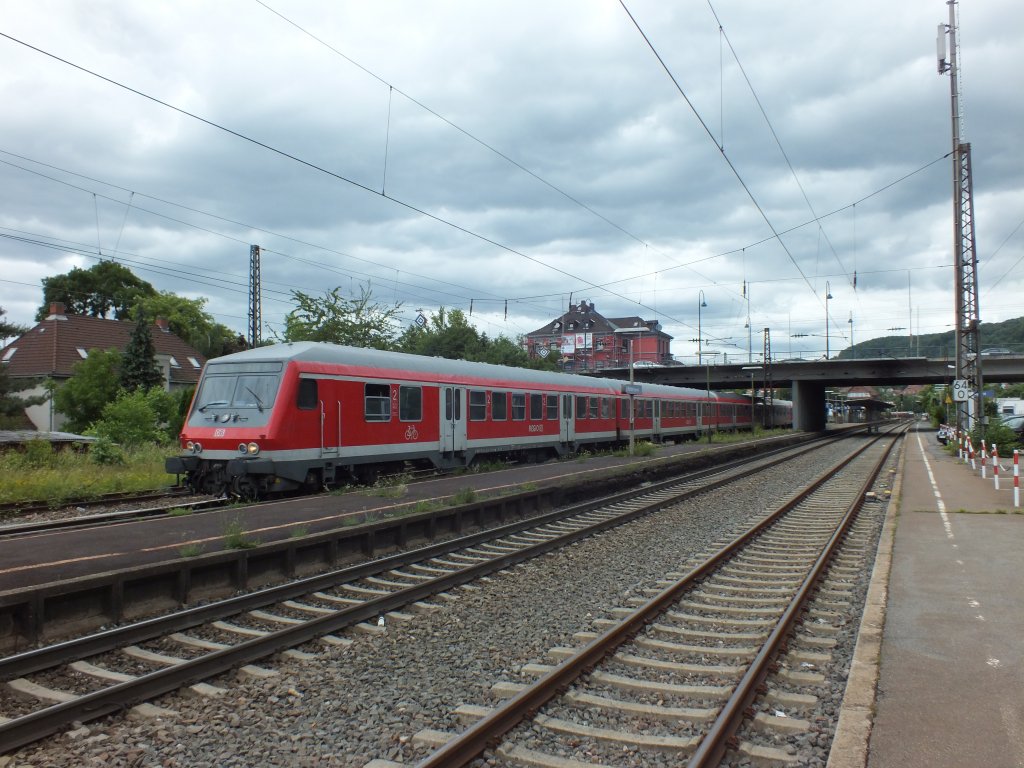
(223, 519, 259, 549)
(450, 487, 477, 506)
(178, 543, 205, 558)
(0, 442, 176, 506)
(168, 506, 193, 517)
(288, 526, 309, 538)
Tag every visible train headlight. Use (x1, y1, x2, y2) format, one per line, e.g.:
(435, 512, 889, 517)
(193, 442, 203, 454)
(238, 443, 248, 454)
(186, 441, 194, 452)
(246, 442, 260, 455)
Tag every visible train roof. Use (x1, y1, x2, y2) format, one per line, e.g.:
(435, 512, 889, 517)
(205, 342, 746, 401)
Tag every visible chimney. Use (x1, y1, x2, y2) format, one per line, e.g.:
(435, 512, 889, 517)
(47, 302, 67, 320)
(155, 316, 170, 333)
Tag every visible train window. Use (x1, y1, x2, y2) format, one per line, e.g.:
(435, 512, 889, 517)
(654, 400, 661, 418)
(400, 386, 422, 421)
(233, 374, 280, 410)
(492, 391, 507, 420)
(297, 378, 318, 410)
(530, 393, 543, 420)
(469, 390, 487, 421)
(546, 394, 558, 420)
(511, 393, 526, 421)
(589, 397, 599, 419)
(365, 383, 391, 421)
(644, 400, 653, 418)
(575, 396, 587, 419)
(600, 398, 611, 419)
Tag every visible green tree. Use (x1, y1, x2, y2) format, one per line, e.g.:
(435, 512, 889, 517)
(120, 311, 164, 392)
(0, 305, 26, 342)
(0, 305, 45, 428)
(131, 292, 239, 359)
(397, 307, 484, 360)
(52, 349, 123, 432)
(281, 285, 401, 349)
(37, 261, 156, 321)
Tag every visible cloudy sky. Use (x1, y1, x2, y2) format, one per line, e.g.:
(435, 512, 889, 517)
(1, 0, 1021, 362)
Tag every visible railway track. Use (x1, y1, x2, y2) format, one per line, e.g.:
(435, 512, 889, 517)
(0, 430, 871, 754)
(0, 487, 188, 519)
(409, 424, 904, 767)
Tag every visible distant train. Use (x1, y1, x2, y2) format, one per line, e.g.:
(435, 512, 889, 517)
(166, 342, 793, 498)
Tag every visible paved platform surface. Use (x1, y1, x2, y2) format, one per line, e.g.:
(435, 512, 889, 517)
(865, 423, 1024, 767)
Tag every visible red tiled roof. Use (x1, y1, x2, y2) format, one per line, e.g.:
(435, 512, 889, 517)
(0, 309, 206, 385)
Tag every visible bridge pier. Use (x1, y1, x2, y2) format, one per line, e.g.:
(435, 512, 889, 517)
(792, 380, 827, 431)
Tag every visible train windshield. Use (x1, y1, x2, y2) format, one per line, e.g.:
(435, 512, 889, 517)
(194, 362, 282, 412)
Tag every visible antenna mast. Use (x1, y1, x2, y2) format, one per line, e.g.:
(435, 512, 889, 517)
(938, 1, 982, 434)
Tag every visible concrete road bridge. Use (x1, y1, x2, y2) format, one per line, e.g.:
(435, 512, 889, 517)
(594, 356, 1024, 431)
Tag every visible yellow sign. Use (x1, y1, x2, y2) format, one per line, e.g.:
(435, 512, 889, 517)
(945, 394, 953, 404)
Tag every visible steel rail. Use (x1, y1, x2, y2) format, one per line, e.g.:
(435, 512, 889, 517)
(687, 427, 904, 766)
(0, 432, 859, 753)
(412, 425, 903, 768)
(0, 430, 837, 681)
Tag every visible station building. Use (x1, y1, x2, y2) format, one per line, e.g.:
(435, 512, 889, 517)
(524, 301, 673, 372)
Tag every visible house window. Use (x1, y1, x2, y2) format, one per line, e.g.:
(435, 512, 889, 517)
(1, 347, 15, 362)
(76, 348, 88, 359)
(169, 356, 180, 368)
(187, 356, 201, 369)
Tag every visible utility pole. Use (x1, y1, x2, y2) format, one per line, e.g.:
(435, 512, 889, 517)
(937, 1, 983, 436)
(248, 244, 262, 348)
(762, 327, 773, 428)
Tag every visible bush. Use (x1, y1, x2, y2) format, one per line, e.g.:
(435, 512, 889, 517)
(20, 438, 57, 469)
(90, 436, 126, 466)
(87, 388, 175, 447)
(975, 423, 1022, 454)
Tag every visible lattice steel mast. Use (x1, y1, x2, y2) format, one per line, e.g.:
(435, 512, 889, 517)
(937, 1, 982, 433)
(248, 244, 262, 348)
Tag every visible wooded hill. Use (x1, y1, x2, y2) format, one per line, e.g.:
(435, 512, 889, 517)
(835, 316, 1024, 360)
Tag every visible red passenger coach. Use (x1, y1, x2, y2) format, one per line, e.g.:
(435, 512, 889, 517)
(166, 343, 764, 498)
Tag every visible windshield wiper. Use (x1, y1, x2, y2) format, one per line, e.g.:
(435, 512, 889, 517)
(245, 387, 265, 412)
(198, 400, 229, 412)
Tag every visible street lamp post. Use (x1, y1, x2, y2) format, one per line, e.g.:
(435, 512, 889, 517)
(614, 327, 645, 455)
(848, 312, 854, 359)
(697, 290, 707, 365)
(825, 281, 833, 359)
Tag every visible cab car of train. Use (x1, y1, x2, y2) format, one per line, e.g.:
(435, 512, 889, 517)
(166, 342, 763, 498)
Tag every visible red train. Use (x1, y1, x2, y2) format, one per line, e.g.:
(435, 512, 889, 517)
(166, 342, 788, 498)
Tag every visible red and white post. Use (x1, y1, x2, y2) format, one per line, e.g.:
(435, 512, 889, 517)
(993, 444, 1000, 491)
(1014, 450, 1020, 509)
(968, 437, 976, 470)
(981, 440, 988, 480)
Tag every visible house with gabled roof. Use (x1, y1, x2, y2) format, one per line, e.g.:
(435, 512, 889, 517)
(0, 302, 206, 431)
(524, 301, 673, 372)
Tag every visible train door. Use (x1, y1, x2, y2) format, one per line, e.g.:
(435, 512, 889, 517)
(440, 386, 466, 454)
(561, 394, 575, 444)
(316, 378, 340, 457)
(652, 399, 662, 441)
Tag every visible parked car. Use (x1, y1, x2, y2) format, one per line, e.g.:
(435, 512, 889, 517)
(936, 425, 953, 445)
(998, 414, 1024, 439)
(981, 347, 1013, 356)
